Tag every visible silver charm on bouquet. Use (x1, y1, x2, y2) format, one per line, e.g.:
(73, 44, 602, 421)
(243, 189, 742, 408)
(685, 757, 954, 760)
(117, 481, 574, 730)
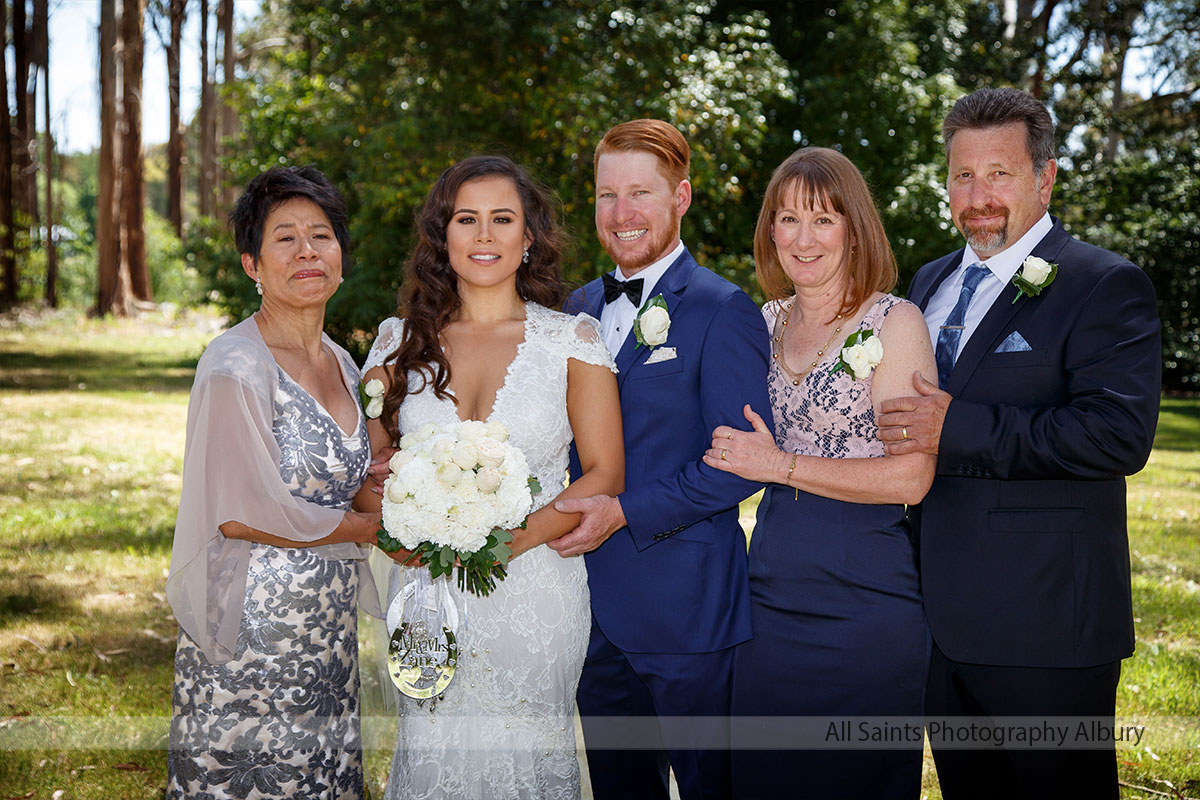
(386, 568, 461, 700)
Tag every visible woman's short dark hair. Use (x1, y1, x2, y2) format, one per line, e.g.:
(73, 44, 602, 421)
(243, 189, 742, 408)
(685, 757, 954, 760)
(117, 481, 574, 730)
(942, 88, 1056, 175)
(228, 166, 352, 266)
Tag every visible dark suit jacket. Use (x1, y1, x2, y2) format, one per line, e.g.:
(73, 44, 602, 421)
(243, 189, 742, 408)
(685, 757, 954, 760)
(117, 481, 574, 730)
(567, 248, 772, 654)
(910, 219, 1160, 668)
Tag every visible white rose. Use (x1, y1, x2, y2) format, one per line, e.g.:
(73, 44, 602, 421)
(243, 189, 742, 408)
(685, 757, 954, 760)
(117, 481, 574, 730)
(363, 378, 385, 398)
(842, 344, 873, 380)
(416, 422, 440, 442)
(386, 479, 409, 504)
(388, 450, 413, 473)
(458, 420, 487, 442)
(638, 305, 671, 347)
(476, 437, 506, 468)
(430, 438, 455, 465)
(476, 466, 502, 493)
(451, 441, 479, 470)
(457, 469, 478, 492)
(1021, 256, 1052, 285)
(436, 462, 462, 484)
(861, 335, 884, 365)
(484, 420, 509, 442)
(365, 397, 384, 419)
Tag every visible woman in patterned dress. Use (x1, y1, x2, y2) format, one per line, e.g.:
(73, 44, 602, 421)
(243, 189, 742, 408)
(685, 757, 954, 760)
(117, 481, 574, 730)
(166, 167, 382, 799)
(357, 155, 624, 799)
(704, 148, 937, 799)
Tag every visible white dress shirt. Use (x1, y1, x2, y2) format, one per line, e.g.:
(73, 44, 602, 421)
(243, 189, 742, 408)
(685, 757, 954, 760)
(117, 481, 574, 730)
(923, 213, 1054, 351)
(599, 239, 685, 356)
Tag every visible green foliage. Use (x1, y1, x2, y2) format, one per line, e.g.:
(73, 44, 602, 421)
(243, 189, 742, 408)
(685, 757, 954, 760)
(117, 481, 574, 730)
(184, 0, 1198, 385)
(208, 0, 792, 356)
(184, 215, 250, 317)
(1059, 121, 1200, 389)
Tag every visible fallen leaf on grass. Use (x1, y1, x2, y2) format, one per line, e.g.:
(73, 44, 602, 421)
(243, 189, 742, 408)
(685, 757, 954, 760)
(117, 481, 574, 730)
(2, 792, 34, 799)
(113, 762, 148, 772)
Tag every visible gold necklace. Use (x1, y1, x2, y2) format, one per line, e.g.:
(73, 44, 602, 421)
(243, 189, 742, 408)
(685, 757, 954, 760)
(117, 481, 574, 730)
(771, 300, 844, 387)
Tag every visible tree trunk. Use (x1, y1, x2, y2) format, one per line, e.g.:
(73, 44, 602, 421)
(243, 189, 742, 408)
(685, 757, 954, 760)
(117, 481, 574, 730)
(1105, 31, 1129, 162)
(122, 0, 151, 302)
(167, 0, 187, 235)
(12, 0, 33, 246)
(0, 0, 16, 309)
(198, 0, 214, 218)
(37, 0, 56, 307)
(97, 0, 132, 316)
(217, 0, 236, 212)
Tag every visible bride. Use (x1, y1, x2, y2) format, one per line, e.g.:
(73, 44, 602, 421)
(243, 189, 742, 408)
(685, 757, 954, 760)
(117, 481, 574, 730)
(358, 155, 624, 799)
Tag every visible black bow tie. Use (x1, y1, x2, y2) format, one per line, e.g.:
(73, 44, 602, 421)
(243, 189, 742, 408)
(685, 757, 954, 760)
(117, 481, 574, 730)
(602, 273, 644, 306)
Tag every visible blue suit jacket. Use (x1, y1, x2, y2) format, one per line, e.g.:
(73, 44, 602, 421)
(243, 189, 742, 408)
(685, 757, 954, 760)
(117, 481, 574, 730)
(567, 248, 772, 654)
(909, 219, 1160, 668)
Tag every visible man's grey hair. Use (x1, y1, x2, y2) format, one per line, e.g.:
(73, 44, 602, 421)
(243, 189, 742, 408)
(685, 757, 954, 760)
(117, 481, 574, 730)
(942, 87, 1056, 175)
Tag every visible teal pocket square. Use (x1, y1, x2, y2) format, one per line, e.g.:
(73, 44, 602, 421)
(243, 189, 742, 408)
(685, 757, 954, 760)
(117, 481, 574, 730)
(996, 331, 1032, 353)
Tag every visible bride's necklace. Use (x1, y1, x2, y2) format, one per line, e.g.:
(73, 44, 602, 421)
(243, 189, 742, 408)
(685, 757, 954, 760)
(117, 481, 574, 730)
(771, 300, 844, 387)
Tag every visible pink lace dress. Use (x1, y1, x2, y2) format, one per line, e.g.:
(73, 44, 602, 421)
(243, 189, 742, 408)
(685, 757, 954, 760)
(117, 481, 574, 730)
(731, 294, 929, 800)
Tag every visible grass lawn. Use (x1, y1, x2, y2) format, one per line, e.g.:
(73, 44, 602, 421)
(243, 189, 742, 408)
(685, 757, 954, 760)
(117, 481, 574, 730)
(1, 309, 1198, 798)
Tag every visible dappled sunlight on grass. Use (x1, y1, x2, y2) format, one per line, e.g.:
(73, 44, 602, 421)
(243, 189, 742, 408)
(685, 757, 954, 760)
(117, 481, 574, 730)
(1, 312, 1198, 798)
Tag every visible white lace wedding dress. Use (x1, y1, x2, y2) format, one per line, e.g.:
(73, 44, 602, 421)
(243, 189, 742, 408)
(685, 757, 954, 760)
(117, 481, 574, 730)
(363, 302, 616, 800)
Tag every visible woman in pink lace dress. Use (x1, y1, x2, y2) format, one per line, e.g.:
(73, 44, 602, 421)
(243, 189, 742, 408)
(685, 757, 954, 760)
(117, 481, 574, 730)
(705, 148, 937, 799)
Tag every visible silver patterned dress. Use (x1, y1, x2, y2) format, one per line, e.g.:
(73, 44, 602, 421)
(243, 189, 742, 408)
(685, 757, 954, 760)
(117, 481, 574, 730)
(167, 337, 370, 800)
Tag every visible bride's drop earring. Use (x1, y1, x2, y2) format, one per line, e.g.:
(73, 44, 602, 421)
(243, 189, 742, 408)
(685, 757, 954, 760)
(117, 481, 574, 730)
(522, 248, 530, 264)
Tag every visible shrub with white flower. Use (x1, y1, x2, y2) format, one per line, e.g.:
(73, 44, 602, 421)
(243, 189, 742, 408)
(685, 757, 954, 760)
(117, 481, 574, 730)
(377, 420, 539, 596)
(830, 329, 884, 381)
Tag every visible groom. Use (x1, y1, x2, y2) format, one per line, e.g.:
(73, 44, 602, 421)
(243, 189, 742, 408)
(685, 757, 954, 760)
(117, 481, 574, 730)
(878, 88, 1161, 798)
(553, 119, 771, 800)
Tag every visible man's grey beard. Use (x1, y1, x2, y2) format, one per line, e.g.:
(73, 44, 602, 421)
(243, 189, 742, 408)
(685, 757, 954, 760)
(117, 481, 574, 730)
(963, 226, 1008, 253)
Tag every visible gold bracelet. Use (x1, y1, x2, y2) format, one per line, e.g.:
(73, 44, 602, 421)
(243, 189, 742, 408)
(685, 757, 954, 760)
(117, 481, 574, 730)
(786, 453, 798, 500)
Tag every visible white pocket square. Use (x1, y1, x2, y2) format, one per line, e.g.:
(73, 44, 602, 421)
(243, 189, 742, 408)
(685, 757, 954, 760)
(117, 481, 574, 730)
(995, 331, 1032, 353)
(644, 346, 677, 365)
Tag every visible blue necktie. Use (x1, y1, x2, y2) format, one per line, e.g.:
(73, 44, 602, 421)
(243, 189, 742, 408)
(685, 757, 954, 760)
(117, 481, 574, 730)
(935, 264, 989, 389)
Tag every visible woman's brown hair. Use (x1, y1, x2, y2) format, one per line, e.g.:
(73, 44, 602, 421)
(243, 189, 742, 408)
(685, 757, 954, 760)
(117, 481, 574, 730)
(380, 155, 567, 444)
(753, 147, 897, 320)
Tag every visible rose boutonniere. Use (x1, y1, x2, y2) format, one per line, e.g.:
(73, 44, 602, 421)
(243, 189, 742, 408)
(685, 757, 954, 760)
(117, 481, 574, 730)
(634, 295, 671, 350)
(1011, 255, 1057, 303)
(830, 329, 884, 380)
(360, 378, 384, 419)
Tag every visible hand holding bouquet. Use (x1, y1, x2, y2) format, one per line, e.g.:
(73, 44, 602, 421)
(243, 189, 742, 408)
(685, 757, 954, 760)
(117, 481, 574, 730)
(377, 419, 540, 596)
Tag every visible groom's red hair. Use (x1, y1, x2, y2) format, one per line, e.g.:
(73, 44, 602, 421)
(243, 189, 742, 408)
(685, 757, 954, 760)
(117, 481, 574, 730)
(594, 119, 690, 187)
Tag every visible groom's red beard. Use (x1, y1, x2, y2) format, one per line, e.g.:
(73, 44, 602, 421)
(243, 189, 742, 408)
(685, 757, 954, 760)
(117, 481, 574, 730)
(957, 204, 1010, 253)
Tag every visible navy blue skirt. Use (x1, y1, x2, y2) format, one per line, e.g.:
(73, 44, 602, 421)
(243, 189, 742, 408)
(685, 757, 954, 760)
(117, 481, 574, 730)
(731, 485, 930, 800)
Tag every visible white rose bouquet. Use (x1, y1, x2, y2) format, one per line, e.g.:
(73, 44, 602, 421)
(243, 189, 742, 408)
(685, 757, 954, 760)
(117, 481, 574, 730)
(830, 328, 884, 380)
(376, 419, 540, 596)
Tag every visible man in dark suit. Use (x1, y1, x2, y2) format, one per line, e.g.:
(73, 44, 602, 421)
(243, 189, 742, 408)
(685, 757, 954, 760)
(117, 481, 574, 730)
(877, 87, 1161, 799)
(551, 119, 771, 800)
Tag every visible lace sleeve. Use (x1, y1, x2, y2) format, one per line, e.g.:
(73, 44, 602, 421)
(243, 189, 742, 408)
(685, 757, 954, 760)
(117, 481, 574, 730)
(363, 317, 404, 373)
(566, 313, 617, 373)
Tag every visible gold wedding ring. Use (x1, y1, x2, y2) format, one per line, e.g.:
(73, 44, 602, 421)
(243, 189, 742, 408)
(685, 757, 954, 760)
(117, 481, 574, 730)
(902, 427, 909, 440)
(724, 431, 733, 439)
(721, 449, 728, 460)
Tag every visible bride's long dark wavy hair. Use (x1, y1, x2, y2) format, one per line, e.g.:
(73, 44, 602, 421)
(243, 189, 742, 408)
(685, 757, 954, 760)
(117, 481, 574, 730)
(380, 155, 568, 444)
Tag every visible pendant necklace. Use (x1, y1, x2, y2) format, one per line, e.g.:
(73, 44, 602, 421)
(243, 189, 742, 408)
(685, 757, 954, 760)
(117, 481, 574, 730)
(771, 299, 844, 387)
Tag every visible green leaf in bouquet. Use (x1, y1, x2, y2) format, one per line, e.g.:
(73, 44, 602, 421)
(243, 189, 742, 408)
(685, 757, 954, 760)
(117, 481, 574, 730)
(488, 527, 514, 566)
(528, 477, 542, 495)
(439, 546, 455, 568)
